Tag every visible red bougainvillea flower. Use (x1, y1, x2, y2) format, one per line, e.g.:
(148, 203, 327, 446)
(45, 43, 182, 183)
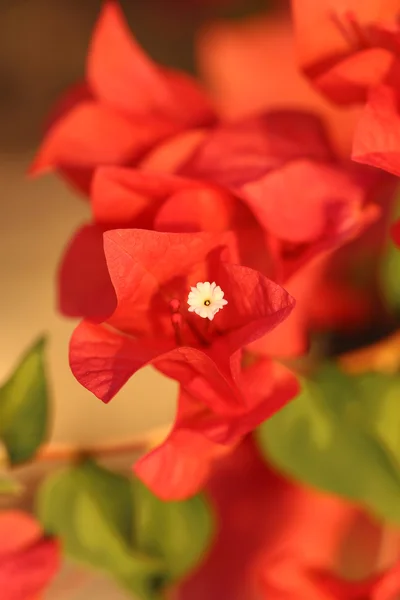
(197, 8, 361, 156)
(291, 0, 400, 105)
(175, 111, 380, 357)
(58, 167, 272, 320)
(134, 359, 299, 499)
(0, 510, 59, 600)
(59, 110, 380, 357)
(176, 436, 384, 600)
(311, 557, 400, 599)
(29, 0, 216, 194)
(69, 228, 295, 435)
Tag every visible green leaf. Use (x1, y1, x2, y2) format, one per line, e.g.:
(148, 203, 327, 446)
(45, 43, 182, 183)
(379, 195, 400, 312)
(353, 371, 400, 465)
(133, 479, 214, 582)
(256, 363, 400, 525)
(37, 460, 164, 600)
(0, 337, 49, 464)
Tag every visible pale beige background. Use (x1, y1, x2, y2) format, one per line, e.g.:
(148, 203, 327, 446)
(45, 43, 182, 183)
(0, 154, 178, 445)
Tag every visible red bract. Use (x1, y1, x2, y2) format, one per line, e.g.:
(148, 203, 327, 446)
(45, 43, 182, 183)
(176, 436, 377, 600)
(134, 360, 299, 499)
(291, 0, 400, 105)
(352, 67, 400, 178)
(311, 558, 400, 600)
(0, 511, 59, 600)
(197, 9, 361, 156)
(29, 0, 216, 194)
(58, 168, 271, 320)
(177, 111, 379, 356)
(70, 228, 294, 405)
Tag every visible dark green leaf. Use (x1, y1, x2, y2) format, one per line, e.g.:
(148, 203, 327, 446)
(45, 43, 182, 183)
(0, 337, 49, 464)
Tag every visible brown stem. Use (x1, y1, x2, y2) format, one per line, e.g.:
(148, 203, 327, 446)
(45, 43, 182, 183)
(27, 426, 169, 465)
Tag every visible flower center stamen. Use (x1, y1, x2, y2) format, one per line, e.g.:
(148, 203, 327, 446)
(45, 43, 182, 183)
(187, 281, 228, 321)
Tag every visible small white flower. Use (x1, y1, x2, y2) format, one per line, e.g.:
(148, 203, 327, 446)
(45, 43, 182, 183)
(187, 281, 228, 321)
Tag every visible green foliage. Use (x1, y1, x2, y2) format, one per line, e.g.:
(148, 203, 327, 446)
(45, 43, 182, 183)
(379, 195, 400, 312)
(0, 337, 49, 464)
(133, 479, 214, 581)
(37, 460, 214, 599)
(257, 362, 400, 525)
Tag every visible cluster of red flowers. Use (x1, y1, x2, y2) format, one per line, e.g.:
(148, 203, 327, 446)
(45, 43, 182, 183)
(22, 0, 400, 597)
(31, 1, 389, 504)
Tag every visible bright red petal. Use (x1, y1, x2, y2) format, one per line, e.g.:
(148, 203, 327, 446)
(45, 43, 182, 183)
(58, 224, 116, 319)
(70, 320, 242, 409)
(0, 538, 59, 600)
(134, 428, 217, 501)
(69, 320, 174, 402)
(353, 82, 400, 177)
(88, 1, 214, 126)
(102, 228, 231, 334)
(213, 262, 295, 354)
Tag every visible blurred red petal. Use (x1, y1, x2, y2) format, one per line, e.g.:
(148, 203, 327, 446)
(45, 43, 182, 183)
(391, 219, 400, 246)
(0, 538, 59, 600)
(58, 224, 116, 319)
(0, 512, 41, 558)
(88, 1, 215, 126)
(182, 111, 333, 189)
(353, 81, 400, 177)
(134, 428, 216, 501)
(241, 160, 364, 244)
(197, 11, 361, 156)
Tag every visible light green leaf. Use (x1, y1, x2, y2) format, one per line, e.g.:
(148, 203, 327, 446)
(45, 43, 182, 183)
(0, 337, 49, 464)
(256, 363, 400, 525)
(133, 479, 214, 582)
(37, 460, 164, 600)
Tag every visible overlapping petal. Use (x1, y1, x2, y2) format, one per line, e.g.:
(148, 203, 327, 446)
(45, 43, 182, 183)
(291, 0, 399, 104)
(134, 361, 299, 500)
(353, 81, 400, 178)
(69, 229, 295, 418)
(181, 110, 334, 189)
(30, 0, 216, 193)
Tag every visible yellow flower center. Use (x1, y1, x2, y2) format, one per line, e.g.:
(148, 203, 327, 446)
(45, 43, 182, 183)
(204, 299, 211, 306)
